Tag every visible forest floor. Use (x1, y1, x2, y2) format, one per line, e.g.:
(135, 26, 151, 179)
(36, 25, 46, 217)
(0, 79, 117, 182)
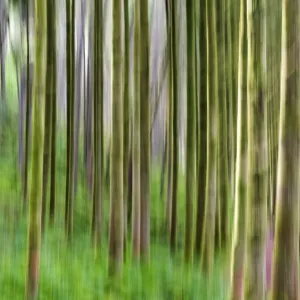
(0, 125, 228, 299)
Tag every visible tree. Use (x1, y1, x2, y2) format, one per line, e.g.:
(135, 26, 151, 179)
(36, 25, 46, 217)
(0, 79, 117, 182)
(169, 0, 178, 253)
(41, 0, 55, 232)
(140, 0, 150, 261)
(244, 0, 268, 298)
(184, 0, 196, 263)
(270, 0, 300, 298)
(132, 0, 141, 259)
(66, 0, 76, 241)
(49, 0, 57, 225)
(25, 0, 46, 297)
(123, 0, 130, 250)
(92, 0, 103, 251)
(194, 0, 207, 256)
(201, 0, 218, 275)
(228, 0, 247, 298)
(108, 0, 124, 276)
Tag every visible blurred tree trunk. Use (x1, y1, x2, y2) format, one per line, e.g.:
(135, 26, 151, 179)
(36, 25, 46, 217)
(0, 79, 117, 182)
(169, 0, 178, 253)
(140, 0, 150, 262)
(108, 0, 124, 276)
(49, 0, 57, 226)
(25, 0, 46, 296)
(201, 0, 218, 276)
(23, 0, 32, 212)
(85, 4, 94, 196)
(41, 0, 55, 232)
(194, 0, 207, 256)
(123, 0, 130, 252)
(270, 0, 300, 299)
(215, 0, 229, 250)
(164, 0, 173, 236)
(184, 0, 196, 264)
(132, 0, 141, 259)
(244, 0, 268, 298)
(92, 0, 103, 251)
(66, 0, 76, 241)
(228, 0, 247, 298)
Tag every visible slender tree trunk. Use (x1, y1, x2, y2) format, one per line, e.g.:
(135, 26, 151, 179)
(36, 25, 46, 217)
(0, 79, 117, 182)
(66, 0, 76, 241)
(244, 0, 268, 298)
(25, 0, 46, 296)
(92, 0, 103, 251)
(65, 0, 72, 233)
(164, 0, 173, 236)
(194, 0, 207, 255)
(184, 0, 196, 264)
(108, 0, 124, 276)
(49, 0, 57, 225)
(169, 0, 178, 253)
(201, 0, 218, 276)
(140, 0, 150, 262)
(132, 0, 141, 259)
(228, 0, 247, 298)
(41, 0, 55, 232)
(23, 0, 31, 212)
(123, 0, 130, 253)
(270, 0, 300, 299)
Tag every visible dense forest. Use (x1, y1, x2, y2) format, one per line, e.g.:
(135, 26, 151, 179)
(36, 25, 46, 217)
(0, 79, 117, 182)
(0, 0, 299, 299)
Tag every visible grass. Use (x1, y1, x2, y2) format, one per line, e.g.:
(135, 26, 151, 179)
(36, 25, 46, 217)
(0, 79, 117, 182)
(0, 53, 228, 299)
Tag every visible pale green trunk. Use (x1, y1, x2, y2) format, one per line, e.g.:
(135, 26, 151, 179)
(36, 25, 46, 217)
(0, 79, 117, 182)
(270, 0, 300, 299)
(108, 0, 124, 276)
(25, 0, 47, 297)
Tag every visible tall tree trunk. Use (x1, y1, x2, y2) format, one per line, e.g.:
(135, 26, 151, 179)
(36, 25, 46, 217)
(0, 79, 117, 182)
(92, 0, 103, 251)
(132, 0, 141, 260)
(23, 0, 32, 212)
(140, 0, 150, 262)
(108, 0, 124, 276)
(49, 0, 57, 225)
(184, 0, 196, 264)
(244, 0, 268, 298)
(201, 0, 218, 276)
(123, 0, 130, 253)
(169, 0, 178, 253)
(66, 0, 76, 241)
(164, 0, 173, 237)
(194, 0, 207, 255)
(270, 0, 300, 299)
(25, 0, 46, 296)
(41, 0, 55, 232)
(215, 0, 229, 250)
(228, 0, 247, 298)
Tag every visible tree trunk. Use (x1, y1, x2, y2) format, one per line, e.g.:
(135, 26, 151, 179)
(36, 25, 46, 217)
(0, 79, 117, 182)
(169, 0, 178, 253)
(132, 0, 141, 259)
(41, 0, 55, 231)
(92, 0, 103, 251)
(201, 0, 218, 276)
(194, 0, 207, 256)
(108, 0, 124, 276)
(140, 0, 151, 262)
(184, 0, 196, 264)
(25, 0, 46, 296)
(244, 0, 268, 298)
(228, 0, 247, 298)
(270, 0, 300, 299)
